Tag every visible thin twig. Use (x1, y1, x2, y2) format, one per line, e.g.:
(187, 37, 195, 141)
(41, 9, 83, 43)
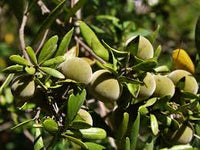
(0, 121, 12, 132)
(23, 129, 34, 143)
(19, 3, 30, 61)
(35, 29, 49, 54)
(74, 36, 106, 64)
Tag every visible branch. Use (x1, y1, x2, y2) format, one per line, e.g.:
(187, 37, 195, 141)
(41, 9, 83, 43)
(23, 129, 34, 143)
(74, 36, 106, 64)
(19, 3, 30, 61)
(35, 29, 49, 54)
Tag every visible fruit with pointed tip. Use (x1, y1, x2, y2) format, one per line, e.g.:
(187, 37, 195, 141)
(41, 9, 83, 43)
(11, 76, 35, 100)
(138, 72, 156, 99)
(153, 75, 175, 98)
(88, 69, 121, 102)
(61, 57, 92, 84)
(168, 69, 198, 94)
(126, 36, 154, 59)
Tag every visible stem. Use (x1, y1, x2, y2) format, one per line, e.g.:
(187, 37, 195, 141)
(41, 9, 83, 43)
(74, 36, 106, 64)
(19, 3, 30, 61)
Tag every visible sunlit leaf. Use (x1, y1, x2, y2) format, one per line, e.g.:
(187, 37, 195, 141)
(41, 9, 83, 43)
(85, 142, 105, 150)
(39, 67, 65, 79)
(150, 114, 159, 135)
(41, 56, 65, 66)
(3, 64, 24, 73)
(116, 112, 129, 139)
(26, 46, 37, 65)
(34, 128, 44, 150)
(9, 55, 30, 66)
(38, 35, 58, 63)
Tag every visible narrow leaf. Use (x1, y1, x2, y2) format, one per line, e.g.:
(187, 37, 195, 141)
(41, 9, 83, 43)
(132, 59, 157, 71)
(56, 28, 74, 56)
(40, 67, 65, 79)
(79, 21, 109, 61)
(34, 128, 44, 150)
(125, 137, 131, 150)
(41, 56, 65, 67)
(62, 134, 88, 149)
(32, 1, 66, 46)
(79, 127, 107, 140)
(3, 65, 24, 73)
(9, 55, 30, 66)
(0, 74, 14, 94)
(85, 142, 105, 150)
(66, 89, 86, 124)
(130, 112, 140, 150)
(126, 36, 139, 56)
(126, 83, 140, 98)
(11, 118, 34, 130)
(38, 35, 58, 63)
(65, 0, 87, 22)
(150, 114, 159, 135)
(26, 46, 37, 65)
(116, 112, 129, 139)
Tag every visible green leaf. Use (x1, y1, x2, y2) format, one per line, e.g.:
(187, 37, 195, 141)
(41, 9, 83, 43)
(9, 55, 30, 66)
(11, 118, 34, 130)
(149, 25, 160, 44)
(79, 127, 107, 140)
(125, 137, 131, 150)
(150, 114, 159, 135)
(39, 67, 65, 79)
(139, 97, 157, 110)
(42, 118, 58, 134)
(118, 76, 142, 84)
(0, 74, 14, 94)
(71, 120, 91, 129)
(38, 35, 58, 63)
(195, 16, 200, 55)
(66, 89, 86, 124)
(41, 56, 65, 66)
(154, 45, 162, 59)
(61, 134, 88, 149)
(85, 142, 105, 150)
(65, 0, 87, 22)
(25, 66, 36, 75)
(143, 137, 155, 150)
(154, 65, 169, 73)
(32, 1, 66, 46)
(3, 65, 24, 73)
(132, 59, 157, 71)
(79, 21, 109, 61)
(34, 128, 44, 150)
(26, 46, 37, 65)
(130, 112, 140, 150)
(55, 28, 74, 56)
(126, 83, 140, 98)
(126, 36, 139, 56)
(160, 144, 193, 150)
(116, 112, 129, 139)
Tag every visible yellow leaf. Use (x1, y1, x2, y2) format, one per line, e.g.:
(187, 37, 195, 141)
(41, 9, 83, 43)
(172, 49, 195, 74)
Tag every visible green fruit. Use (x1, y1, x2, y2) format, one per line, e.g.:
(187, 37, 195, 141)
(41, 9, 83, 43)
(11, 76, 35, 100)
(126, 36, 154, 59)
(42, 118, 58, 134)
(88, 70, 121, 102)
(168, 69, 198, 94)
(61, 57, 92, 84)
(153, 75, 175, 98)
(77, 109, 93, 126)
(138, 72, 156, 99)
(171, 125, 193, 144)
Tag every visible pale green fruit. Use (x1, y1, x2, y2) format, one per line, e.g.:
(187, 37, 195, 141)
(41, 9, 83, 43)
(61, 57, 92, 84)
(153, 75, 175, 98)
(77, 109, 93, 126)
(171, 125, 193, 144)
(42, 118, 58, 134)
(126, 36, 154, 59)
(177, 126, 193, 144)
(88, 70, 121, 102)
(11, 76, 35, 100)
(168, 69, 198, 94)
(138, 72, 156, 99)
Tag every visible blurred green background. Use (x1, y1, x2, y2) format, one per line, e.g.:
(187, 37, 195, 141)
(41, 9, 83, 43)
(0, 0, 200, 149)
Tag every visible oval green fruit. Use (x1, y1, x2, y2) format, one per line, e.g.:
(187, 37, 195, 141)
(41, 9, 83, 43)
(88, 70, 121, 102)
(168, 69, 198, 94)
(138, 72, 156, 99)
(61, 57, 92, 84)
(153, 75, 175, 98)
(42, 118, 58, 134)
(11, 76, 35, 100)
(77, 109, 93, 126)
(126, 36, 154, 59)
